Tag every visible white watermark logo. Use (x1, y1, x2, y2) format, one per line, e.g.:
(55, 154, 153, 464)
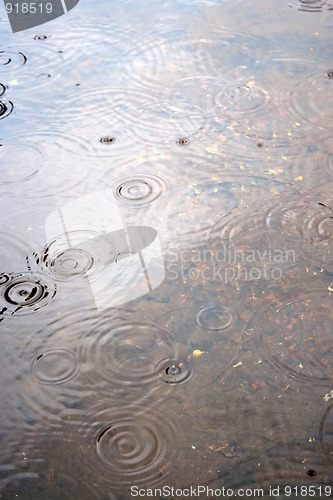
(45, 190, 165, 310)
(165, 245, 296, 283)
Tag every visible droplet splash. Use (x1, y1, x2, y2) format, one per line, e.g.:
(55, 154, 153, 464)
(155, 357, 192, 384)
(0, 99, 13, 119)
(0, 272, 56, 317)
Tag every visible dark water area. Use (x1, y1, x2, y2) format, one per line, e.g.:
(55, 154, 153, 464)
(0, 0, 333, 498)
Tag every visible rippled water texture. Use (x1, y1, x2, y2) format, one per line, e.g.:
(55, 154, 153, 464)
(1, 0, 333, 497)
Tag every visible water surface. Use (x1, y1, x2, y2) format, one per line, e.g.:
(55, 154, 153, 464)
(0, 0, 333, 498)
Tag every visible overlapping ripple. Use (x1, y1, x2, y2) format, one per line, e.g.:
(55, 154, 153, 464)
(291, 70, 333, 129)
(202, 58, 330, 157)
(123, 28, 259, 92)
(265, 198, 333, 242)
(49, 86, 209, 146)
(252, 290, 333, 382)
(85, 317, 177, 387)
(165, 172, 290, 246)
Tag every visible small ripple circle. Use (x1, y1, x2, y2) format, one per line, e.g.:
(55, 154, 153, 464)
(197, 304, 235, 331)
(114, 174, 168, 207)
(49, 249, 94, 278)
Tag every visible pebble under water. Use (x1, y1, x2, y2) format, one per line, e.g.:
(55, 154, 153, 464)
(0, 0, 333, 498)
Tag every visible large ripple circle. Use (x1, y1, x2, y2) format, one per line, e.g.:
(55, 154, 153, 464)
(89, 320, 176, 386)
(86, 401, 183, 488)
(255, 292, 333, 382)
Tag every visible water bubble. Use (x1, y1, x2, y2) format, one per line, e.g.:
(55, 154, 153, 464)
(0, 83, 5, 96)
(34, 35, 49, 40)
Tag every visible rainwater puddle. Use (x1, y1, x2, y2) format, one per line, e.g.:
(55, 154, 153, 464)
(1, 0, 333, 498)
